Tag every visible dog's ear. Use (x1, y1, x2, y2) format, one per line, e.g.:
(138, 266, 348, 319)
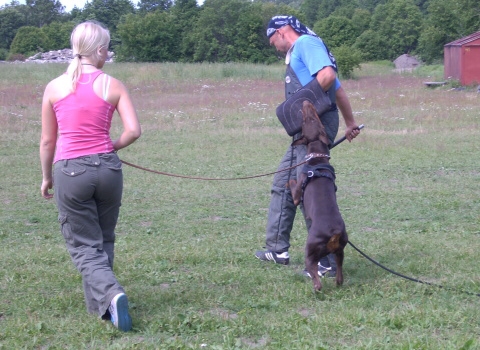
(319, 131, 329, 146)
(292, 137, 307, 146)
(316, 120, 329, 146)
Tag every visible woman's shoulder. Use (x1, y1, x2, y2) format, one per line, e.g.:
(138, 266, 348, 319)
(44, 74, 69, 94)
(47, 73, 69, 87)
(103, 73, 127, 92)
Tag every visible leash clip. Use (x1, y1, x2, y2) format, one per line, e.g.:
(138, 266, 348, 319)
(307, 171, 314, 178)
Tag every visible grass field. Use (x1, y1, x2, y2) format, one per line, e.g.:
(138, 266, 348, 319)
(0, 61, 479, 349)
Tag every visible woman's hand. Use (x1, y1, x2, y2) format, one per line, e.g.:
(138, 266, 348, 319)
(41, 178, 53, 199)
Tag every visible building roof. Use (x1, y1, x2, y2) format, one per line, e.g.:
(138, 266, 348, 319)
(444, 31, 480, 47)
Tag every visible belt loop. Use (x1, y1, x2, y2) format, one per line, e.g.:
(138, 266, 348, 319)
(63, 159, 68, 166)
(91, 153, 100, 166)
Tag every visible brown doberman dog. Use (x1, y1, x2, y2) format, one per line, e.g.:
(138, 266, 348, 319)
(289, 101, 348, 292)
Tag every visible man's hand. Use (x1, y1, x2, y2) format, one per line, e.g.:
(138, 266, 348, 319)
(345, 124, 361, 142)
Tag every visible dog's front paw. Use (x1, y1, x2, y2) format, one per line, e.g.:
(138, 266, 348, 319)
(287, 179, 297, 189)
(288, 180, 302, 205)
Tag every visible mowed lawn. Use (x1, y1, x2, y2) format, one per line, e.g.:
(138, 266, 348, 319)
(0, 62, 479, 349)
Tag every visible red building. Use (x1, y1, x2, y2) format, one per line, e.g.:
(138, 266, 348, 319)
(444, 31, 480, 86)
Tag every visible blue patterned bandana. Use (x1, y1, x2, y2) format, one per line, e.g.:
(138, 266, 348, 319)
(266, 15, 318, 39)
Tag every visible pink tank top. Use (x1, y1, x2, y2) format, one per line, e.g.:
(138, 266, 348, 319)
(53, 70, 115, 163)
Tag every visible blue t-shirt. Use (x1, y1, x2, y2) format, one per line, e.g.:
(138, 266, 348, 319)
(289, 35, 341, 90)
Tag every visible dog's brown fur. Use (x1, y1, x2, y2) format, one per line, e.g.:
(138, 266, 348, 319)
(289, 101, 348, 292)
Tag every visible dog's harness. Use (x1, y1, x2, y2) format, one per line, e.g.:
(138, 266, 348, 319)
(300, 154, 337, 202)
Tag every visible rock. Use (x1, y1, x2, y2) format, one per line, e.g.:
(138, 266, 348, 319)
(393, 54, 421, 72)
(25, 48, 114, 63)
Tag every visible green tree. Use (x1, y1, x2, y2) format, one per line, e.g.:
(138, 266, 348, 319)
(191, 0, 301, 63)
(9, 25, 47, 55)
(82, 0, 135, 33)
(351, 8, 371, 35)
(353, 29, 388, 61)
(25, 0, 65, 27)
(414, 0, 429, 13)
(0, 6, 26, 50)
(315, 0, 339, 20)
(170, 0, 200, 62)
(416, 0, 480, 63)
(0, 48, 8, 60)
(41, 20, 75, 50)
(69, 6, 84, 21)
(0, 0, 22, 9)
(369, 0, 422, 59)
(137, 0, 173, 13)
(330, 0, 358, 18)
(116, 11, 179, 61)
(462, 0, 480, 33)
(301, 0, 360, 24)
(233, 2, 271, 63)
(313, 16, 357, 49)
(416, 0, 456, 63)
(190, 0, 251, 62)
(416, 25, 447, 64)
(357, 0, 388, 12)
(300, 0, 320, 26)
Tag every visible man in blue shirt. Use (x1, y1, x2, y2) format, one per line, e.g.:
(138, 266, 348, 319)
(255, 15, 361, 277)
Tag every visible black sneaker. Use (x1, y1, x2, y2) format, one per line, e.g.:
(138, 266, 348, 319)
(302, 263, 334, 278)
(255, 250, 290, 265)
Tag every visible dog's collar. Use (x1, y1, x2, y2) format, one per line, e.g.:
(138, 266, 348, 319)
(305, 153, 330, 161)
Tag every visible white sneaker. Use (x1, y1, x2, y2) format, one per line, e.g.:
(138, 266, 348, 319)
(108, 293, 132, 332)
(302, 263, 333, 278)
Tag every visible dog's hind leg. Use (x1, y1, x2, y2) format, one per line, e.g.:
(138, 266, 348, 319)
(305, 258, 322, 292)
(334, 249, 344, 286)
(327, 234, 345, 286)
(305, 240, 327, 292)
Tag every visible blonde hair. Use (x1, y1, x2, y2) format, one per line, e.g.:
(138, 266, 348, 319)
(67, 21, 110, 91)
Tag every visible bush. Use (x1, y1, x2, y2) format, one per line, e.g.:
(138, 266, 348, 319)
(9, 26, 47, 56)
(313, 16, 357, 49)
(7, 53, 26, 61)
(354, 29, 388, 61)
(0, 48, 8, 60)
(41, 21, 75, 51)
(116, 12, 180, 62)
(332, 45, 362, 79)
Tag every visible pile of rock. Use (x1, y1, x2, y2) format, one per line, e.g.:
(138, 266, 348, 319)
(26, 48, 114, 63)
(393, 54, 421, 72)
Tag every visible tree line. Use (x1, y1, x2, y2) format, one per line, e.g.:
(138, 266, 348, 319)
(1, 0, 479, 77)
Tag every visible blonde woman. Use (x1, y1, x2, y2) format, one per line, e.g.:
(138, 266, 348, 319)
(40, 21, 141, 332)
